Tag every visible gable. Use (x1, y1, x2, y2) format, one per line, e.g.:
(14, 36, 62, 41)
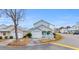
(33, 20, 50, 27)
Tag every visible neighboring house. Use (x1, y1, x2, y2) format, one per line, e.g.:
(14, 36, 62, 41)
(28, 20, 55, 40)
(68, 25, 79, 34)
(60, 28, 69, 34)
(0, 25, 27, 39)
(0, 24, 7, 29)
(60, 22, 79, 34)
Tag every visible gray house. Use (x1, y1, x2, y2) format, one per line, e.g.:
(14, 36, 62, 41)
(29, 20, 55, 40)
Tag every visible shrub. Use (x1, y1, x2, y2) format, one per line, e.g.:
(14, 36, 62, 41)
(26, 33, 32, 38)
(23, 33, 32, 38)
(23, 35, 27, 38)
(5, 36, 8, 39)
(0, 36, 2, 39)
(9, 36, 13, 39)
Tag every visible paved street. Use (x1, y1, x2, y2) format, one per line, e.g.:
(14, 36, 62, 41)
(58, 34, 79, 48)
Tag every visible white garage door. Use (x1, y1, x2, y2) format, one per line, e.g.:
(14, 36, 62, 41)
(32, 31, 42, 39)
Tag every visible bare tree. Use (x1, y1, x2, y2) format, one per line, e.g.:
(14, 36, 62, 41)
(2, 9, 23, 41)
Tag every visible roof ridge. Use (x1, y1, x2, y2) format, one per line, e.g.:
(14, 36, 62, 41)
(33, 20, 50, 25)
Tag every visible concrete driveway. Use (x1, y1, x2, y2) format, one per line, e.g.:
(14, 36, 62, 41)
(0, 39, 72, 50)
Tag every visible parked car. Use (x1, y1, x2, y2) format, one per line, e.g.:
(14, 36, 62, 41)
(73, 32, 79, 35)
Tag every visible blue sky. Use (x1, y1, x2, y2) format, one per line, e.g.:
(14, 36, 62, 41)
(0, 9, 79, 28)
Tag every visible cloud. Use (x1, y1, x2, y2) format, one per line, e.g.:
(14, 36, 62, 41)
(0, 17, 10, 20)
(59, 16, 79, 19)
(0, 17, 13, 25)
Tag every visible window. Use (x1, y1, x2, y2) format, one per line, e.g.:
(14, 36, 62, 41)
(3, 32, 6, 36)
(9, 36, 13, 39)
(47, 31, 51, 35)
(42, 31, 47, 35)
(42, 31, 51, 35)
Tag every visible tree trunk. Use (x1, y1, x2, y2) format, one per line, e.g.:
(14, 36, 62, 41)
(14, 9, 18, 41)
(14, 21, 18, 41)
